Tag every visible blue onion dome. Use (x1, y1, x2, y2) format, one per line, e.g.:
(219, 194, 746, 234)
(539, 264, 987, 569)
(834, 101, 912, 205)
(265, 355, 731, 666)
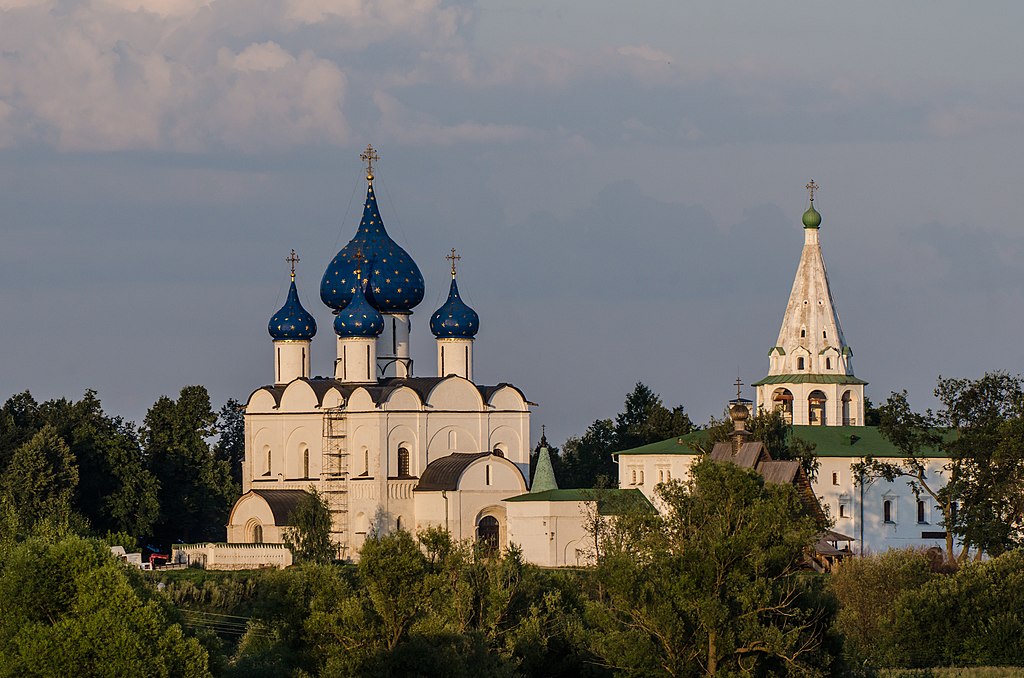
(321, 180, 425, 313)
(430, 276, 479, 338)
(334, 271, 385, 337)
(269, 278, 317, 341)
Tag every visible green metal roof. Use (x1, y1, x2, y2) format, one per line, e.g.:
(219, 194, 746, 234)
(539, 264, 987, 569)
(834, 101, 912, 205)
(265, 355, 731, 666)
(530, 446, 559, 492)
(616, 425, 949, 459)
(751, 374, 868, 386)
(504, 488, 653, 515)
(768, 346, 786, 356)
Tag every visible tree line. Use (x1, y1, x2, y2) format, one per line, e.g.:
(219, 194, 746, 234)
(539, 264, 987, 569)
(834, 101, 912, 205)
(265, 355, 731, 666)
(0, 386, 243, 551)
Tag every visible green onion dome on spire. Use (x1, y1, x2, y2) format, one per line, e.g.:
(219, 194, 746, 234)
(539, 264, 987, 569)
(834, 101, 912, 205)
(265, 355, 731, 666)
(802, 203, 822, 229)
(321, 147, 425, 313)
(802, 178, 821, 229)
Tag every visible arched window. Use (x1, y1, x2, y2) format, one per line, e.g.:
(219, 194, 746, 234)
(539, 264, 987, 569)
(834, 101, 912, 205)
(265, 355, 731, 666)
(800, 327, 806, 338)
(397, 447, 411, 477)
(396, 516, 403, 531)
(363, 448, 370, 476)
(772, 388, 794, 424)
(448, 430, 457, 449)
(478, 515, 499, 554)
(639, 470, 645, 485)
(839, 504, 847, 518)
(267, 449, 272, 474)
(883, 500, 893, 523)
(808, 390, 827, 426)
(826, 357, 832, 370)
(252, 524, 263, 544)
(917, 500, 926, 524)
(303, 448, 310, 478)
(631, 469, 637, 485)
(842, 391, 853, 426)
(797, 357, 805, 370)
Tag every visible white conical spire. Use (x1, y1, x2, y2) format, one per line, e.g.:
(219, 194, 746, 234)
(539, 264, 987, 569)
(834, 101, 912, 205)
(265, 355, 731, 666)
(754, 182, 866, 427)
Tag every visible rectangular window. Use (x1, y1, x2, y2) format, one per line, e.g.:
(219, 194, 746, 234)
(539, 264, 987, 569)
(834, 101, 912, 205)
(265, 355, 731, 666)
(917, 500, 927, 524)
(832, 472, 839, 485)
(839, 504, 847, 518)
(797, 357, 805, 370)
(884, 499, 894, 523)
(485, 464, 491, 486)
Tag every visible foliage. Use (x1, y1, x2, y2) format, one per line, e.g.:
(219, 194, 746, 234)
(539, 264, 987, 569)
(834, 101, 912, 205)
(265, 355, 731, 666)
(0, 425, 82, 539)
(143, 386, 237, 544)
(887, 551, 1024, 669)
(283, 487, 337, 565)
(588, 458, 837, 676)
(828, 549, 937, 666)
(0, 390, 160, 538)
(0, 536, 210, 677)
(557, 383, 694, 488)
(214, 399, 246, 488)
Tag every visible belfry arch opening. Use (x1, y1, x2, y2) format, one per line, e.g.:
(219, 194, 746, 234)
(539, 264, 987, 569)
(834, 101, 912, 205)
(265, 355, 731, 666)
(842, 390, 854, 426)
(808, 390, 827, 426)
(772, 388, 794, 424)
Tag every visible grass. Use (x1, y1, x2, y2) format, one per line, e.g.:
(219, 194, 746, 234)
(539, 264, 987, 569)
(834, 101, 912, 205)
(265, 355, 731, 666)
(883, 669, 1024, 677)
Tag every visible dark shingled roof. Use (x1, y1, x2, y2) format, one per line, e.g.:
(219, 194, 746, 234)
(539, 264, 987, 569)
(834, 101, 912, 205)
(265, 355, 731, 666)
(250, 489, 309, 525)
(414, 452, 493, 491)
(709, 441, 769, 468)
(758, 460, 801, 485)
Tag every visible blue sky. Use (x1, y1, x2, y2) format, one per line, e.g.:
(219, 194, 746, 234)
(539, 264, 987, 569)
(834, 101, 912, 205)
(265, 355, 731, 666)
(2, 0, 1023, 445)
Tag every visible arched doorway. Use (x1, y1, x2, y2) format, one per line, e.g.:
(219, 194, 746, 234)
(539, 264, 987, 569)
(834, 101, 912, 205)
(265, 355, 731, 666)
(772, 388, 794, 424)
(249, 521, 263, 544)
(477, 516, 499, 554)
(808, 390, 827, 426)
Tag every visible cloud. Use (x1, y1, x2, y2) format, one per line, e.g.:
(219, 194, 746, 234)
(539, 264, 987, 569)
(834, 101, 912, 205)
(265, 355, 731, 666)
(372, 90, 537, 145)
(0, 0, 461, 152)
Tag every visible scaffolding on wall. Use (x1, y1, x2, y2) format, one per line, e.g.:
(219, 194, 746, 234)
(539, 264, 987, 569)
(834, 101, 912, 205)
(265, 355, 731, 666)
(321, 408, 350, 559)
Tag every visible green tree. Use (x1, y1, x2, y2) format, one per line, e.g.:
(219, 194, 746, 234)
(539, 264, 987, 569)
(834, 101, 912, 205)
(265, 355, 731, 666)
(828, 549, 935, 666)
(284, 487, 337, 565)
(589, 459, 836, 676)
(0, 425, 81, 538)
(214, 398, 245, 488)
(358, 530, 430, 651)
(560, 419, 617, 489)
(615, 382, 694, 451)
(0, 536, 210, 677)
(144, 386, 235, 544)
(39, 391, 159, 538)
(859, 373, 1024, 562)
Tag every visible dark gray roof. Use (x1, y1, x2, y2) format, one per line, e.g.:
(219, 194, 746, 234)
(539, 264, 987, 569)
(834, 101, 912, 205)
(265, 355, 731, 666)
(757, 460, 801, 485)
(414, 452, 493, 491)
(250, 489, 309, 525)
(709, 441, 769, 469)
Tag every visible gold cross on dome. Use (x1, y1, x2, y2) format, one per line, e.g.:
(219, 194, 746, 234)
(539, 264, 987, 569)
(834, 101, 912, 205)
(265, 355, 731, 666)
(286, 249, 300, 280)
(360, 144, 380, 180)
(734, 377, 743, 400)
(446, 247, 461, 277)
(352, 246, 366, 283)
(806, 179, 819, 202)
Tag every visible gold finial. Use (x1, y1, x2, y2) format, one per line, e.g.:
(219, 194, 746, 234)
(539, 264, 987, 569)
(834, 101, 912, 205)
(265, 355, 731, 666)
(446, 247, 461, 278)
(360, 144, 380, 182)
(734, 377, 743, 400)
(286, 249, 300, 281)
(806, 179, 819, 203)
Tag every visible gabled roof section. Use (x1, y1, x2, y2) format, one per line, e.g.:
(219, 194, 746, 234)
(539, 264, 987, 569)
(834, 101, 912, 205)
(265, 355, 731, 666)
(709, 441, 771, 468)
(504, 488, 654, 515)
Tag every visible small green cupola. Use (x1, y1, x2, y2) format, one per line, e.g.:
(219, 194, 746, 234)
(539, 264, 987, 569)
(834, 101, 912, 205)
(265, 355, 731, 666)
(531, 428, 559, 493)
(802, 179, 821, 229)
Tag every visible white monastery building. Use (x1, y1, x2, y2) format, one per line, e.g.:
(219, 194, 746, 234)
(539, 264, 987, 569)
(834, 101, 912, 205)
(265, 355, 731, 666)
(617, 183, 956, 558)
